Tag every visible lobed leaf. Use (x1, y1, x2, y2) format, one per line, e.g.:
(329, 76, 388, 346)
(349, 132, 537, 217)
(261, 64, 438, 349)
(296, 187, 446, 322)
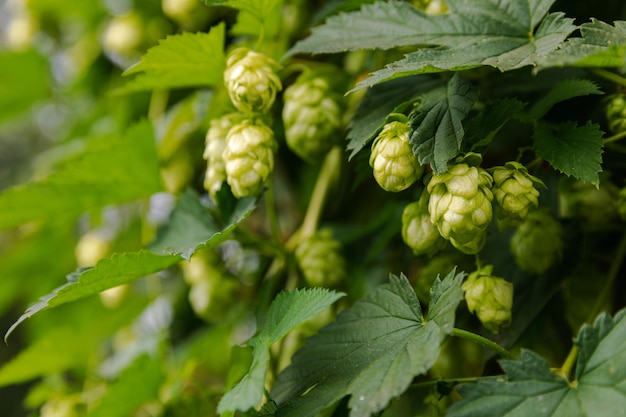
(447, 309, 626, 417)
(528, 79, 602, 119)
(0, 121, 162, 230)
(409, 74, 479, 174)
(120, 26, 226, 93)
(533, 122, 604, 184)
(218, 288, 345, 414)
(271, 269, 465, 417)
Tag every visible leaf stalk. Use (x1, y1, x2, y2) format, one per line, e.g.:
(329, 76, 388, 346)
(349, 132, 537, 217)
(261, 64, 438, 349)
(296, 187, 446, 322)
(450, 328, 514, 359)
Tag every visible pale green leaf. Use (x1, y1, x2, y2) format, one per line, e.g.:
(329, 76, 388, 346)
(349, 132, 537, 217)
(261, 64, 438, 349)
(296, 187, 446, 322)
(120, 26, 225, 93)
(4, 251, 180, 341)
(539, 20, 626, 69)
(271, 269, 465, 417)
(287, 0, 575, 89)
(447, 309, 626, 417)
(0, 121, 162, 230)
(409, 74, 479, 174)
(88, 354, 164, 417)
(528, 79, 602, 119)
(218, 288, 345, 414)
(148, 189, 258, 260)
(533, 122, 604, 184)
(346, 75, 442, 160)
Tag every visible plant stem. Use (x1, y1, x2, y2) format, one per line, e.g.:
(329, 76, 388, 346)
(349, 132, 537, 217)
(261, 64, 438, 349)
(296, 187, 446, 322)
(588, 231, 626, 322)
(591, 68, 626, 89)
(603, 130, 626, 144)
(148, 89, 169, 122)
(559, 345, 578, 382)
(450, 328, 514, 359)
(265, 176, 282, 243)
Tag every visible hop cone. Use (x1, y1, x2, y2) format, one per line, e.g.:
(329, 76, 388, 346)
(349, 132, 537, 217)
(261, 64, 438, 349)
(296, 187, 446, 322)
(491, 161, 545, 222)
(511, 210, 563, 274)
(369, 115, 423, 192)
(224, 47, 282, 114)
(427, 153, 494, 254)
(203, 113, 242, 198)
(559, 178, 619, 224)
(295, 230, 347, 287)
(223, 118, 277, 198)
(462, 265, 513, 333)
(283, 74, 342, 162)
(606, 94, 626, 133)
(401, 189, 445, 255)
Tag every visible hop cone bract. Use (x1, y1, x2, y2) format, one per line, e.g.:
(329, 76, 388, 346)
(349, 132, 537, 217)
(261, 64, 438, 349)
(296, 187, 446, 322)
(491, 161, 545, 222)
(223, 118, 277, 198)
(203, 113, 242, 198)
(510, 210, 563, 274)
(462, 265, 513, 333)
(295, 230, 347, 287)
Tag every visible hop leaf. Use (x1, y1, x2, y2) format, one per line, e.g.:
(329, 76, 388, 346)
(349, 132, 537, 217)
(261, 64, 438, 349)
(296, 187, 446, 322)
(427, 153, 494, 254)
(462, 265, 513, 333)
(370, 115, 424, 192)
(295, 229, 347, 288)
(510, 210, 563, 274)
(223, 118, 277, 198)
(491, 161, 545, 223)
(283, 73, 343, 162)
(224, 47, 282, 114)
(203, 113, 244, 198)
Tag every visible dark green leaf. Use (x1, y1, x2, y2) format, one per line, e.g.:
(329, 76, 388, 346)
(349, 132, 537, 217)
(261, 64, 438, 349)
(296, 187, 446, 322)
(533, 122, 604, 184)
(409, 74, 479, 173)
(120, 26, 225, 93)
(4, 251, 180, 341)
(0, 121, 162, 230)
(218, 288, 345, 414)
(346, 75, 442, 160)
(272, 269, 465, 417)
(148, 189, 258, 260)
(464, 98, 526, 150)
(528, 79, 602, 119)
(448, 309, 626, 417)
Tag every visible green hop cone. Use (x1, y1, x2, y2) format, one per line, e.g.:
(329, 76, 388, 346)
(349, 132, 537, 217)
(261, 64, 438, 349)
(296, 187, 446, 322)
(369, 115, 423, 192)
(462, 265, 513, 333)
(511, 210, 563, 274)
(283, 74, 343, 162)
(203, 113, 243, 198)
(223, 118, 277, 198)
(606, 93, 626, 134)
(491, 161, 545, 223)
(401, 189, 446, 255)
(224, 47, 282, 114)
(294, 230, 347, 287)
(559, 177, 619, 224)
(427, 153, 494, 254)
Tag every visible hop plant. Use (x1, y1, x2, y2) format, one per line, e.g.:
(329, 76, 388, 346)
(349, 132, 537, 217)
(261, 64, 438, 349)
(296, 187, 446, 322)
(511, 210, 563, 274)
(401, 189, 446, 256)
(491, 161, 545, 222)
(203, 113, 243, 198)
(462, 265, 513, 333)
(619, 186, 626, 221)
(559, 178, 619, 224)
(427, 153, 494, 254)
(606, 93, 626, 133)
(223, 118, 277, 198)
(369, 114, 423, 192)
(223, 47, 282, 114)
(294, 229, 347, 287)
(283, 73, 343, 162)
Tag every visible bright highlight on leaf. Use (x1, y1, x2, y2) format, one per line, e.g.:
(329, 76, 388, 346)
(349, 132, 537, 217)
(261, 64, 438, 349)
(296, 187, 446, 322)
(447, 308, 626, 417)
(271, 269, 465, 417)
(218, 288, 345, 414)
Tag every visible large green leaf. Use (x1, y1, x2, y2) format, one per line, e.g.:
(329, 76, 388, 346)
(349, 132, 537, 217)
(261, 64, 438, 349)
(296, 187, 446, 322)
(0, 121, 162, 230)
(271, 269, 465, 417)
(533, 122, 604, 184)
(218, 288, 345, 414)
(120, 25, 225, 93)
(4, 251, 180, 341)
(148, 189, 258, 260)
(447, 309, 626, 417)
(287, 0, 575, 89)
(539, 20, 626, 69)
(409, 74, 479, 174)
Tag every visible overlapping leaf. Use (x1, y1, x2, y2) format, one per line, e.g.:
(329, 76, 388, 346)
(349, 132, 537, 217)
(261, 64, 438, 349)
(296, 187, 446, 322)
(218, 288, 345, 414)
(120, 25, 225, 93)
(272, 269, 465, 417)
(533, 122, 604, 184)
(447, 309, 626, 417)
(287, 0, 576, 89)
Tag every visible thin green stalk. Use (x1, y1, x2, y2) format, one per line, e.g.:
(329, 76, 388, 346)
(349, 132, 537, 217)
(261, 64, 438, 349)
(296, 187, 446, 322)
(603, 130, 626, 144)
(559, 345, 578, 383)
(148, 89, 169, 122)
(265, 176, 282, 243)
(450, 328, 514, 359)
(591, 68, 626, 89)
